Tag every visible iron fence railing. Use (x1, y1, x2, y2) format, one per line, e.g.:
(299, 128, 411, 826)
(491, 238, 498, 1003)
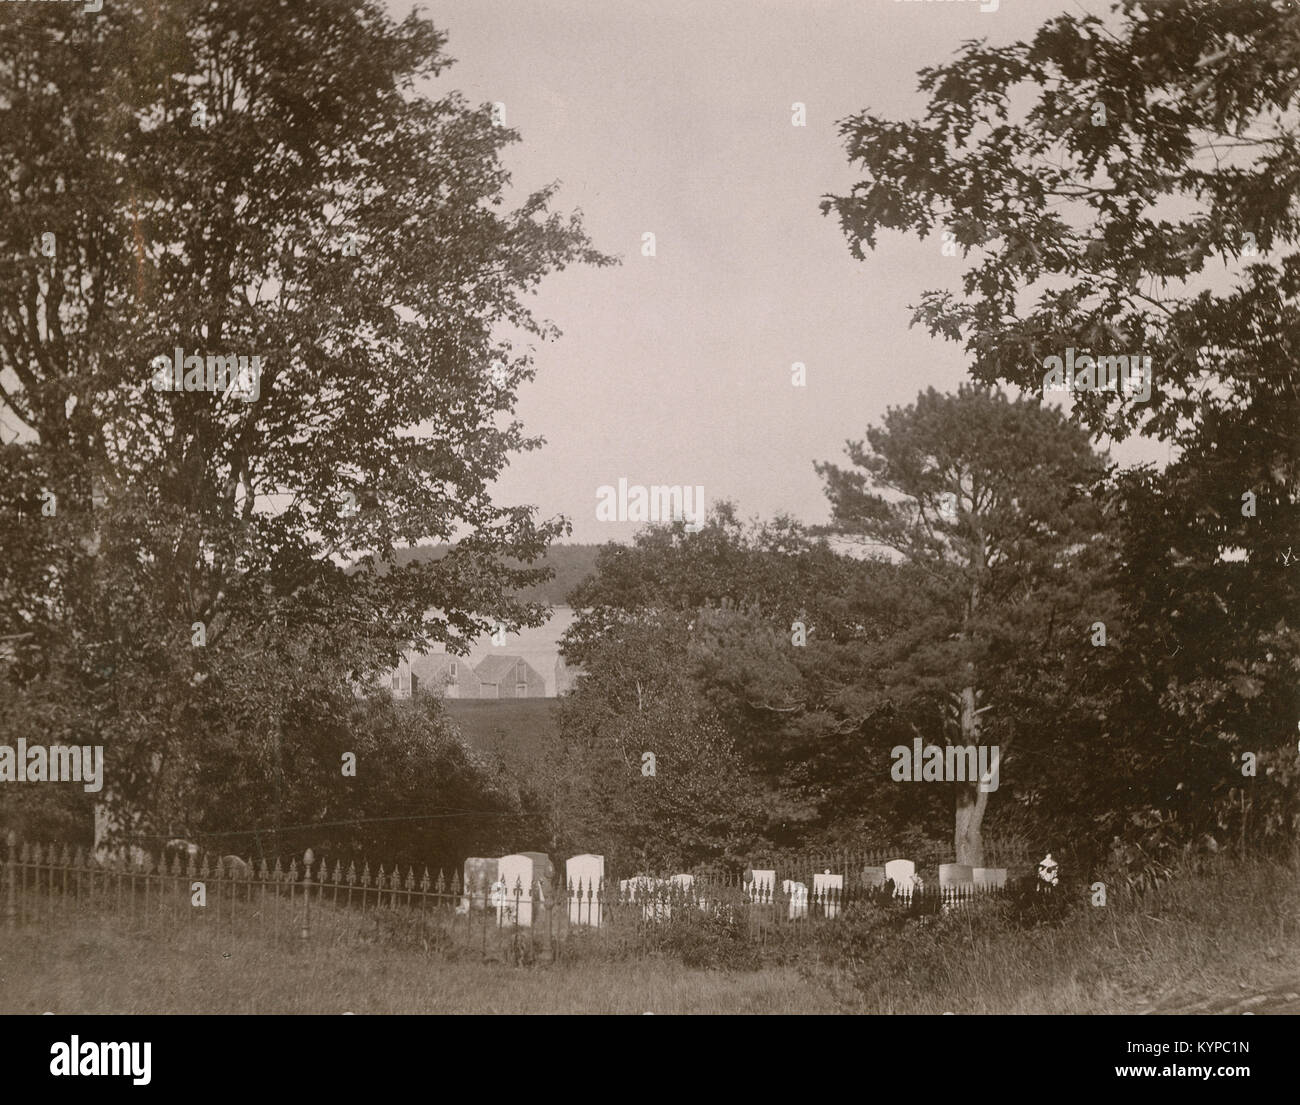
(2, 835, 1017, 961)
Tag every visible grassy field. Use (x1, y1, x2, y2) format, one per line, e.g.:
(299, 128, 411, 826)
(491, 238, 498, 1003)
(3, 854, 1296, 1014)
(0, 918, 835, 1014)
(443, 697, 559, 767)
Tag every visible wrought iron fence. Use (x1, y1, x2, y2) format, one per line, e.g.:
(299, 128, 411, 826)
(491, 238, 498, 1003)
(2, 834, 1015, 962)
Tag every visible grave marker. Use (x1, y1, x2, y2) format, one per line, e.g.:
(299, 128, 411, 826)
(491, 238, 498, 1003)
(498, 854, 538, 925)
(783, 879, 809, 920)
(460, 856, 499, 913)
(884, 858, 915, 898)
(566, 854, 604, 927)
(745, 868, 776, 903)
(813, 871, 843, 918)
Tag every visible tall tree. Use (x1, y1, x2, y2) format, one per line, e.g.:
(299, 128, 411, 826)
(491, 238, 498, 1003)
(822, 0, 1299, 854)
(0, 1, 610, 841)
(816, 386, 1113, 865)
(547, 613, 768, 872)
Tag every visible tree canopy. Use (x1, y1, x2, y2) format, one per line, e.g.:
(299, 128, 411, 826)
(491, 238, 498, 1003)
(0, 0, 610, 846)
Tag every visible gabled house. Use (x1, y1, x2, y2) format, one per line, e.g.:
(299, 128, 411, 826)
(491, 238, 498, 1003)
(472, 654, 546, 699)
(408, 651, 482, 699)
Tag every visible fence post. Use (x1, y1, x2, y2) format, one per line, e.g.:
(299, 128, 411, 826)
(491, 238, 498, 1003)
(301, 849, 313, 941)
(4, 831, 16, 930)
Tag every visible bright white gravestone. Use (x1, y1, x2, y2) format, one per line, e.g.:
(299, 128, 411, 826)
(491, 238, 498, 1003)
(813, 871, 844, 918)
(884, 858, 916, 898)
(566, 854, 604, 927)
(783, 879, 809, 920)
(745, 869, 776, 903)
(498, 854, 536, 926)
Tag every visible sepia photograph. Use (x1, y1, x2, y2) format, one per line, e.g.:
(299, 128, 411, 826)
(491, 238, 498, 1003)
(1, 0, 1297, 1056)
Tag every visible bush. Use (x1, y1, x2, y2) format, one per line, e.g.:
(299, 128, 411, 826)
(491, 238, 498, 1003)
(648, 885, 763, 970)
(657, 907, 762, 971)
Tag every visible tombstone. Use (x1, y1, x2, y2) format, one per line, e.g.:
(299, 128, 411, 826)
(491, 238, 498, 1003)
(972, 866, 1007, 891)
(745, 868, 776, 903)
(520, 852, 555, 890)
(938, 863, 974, 912)
(782, 879, 809, 920)
(488, 878, 511, 924)
(220, 855, 251, 879)
(669, 873, 697, 911)
(460, 856, 499, 912)
(520, 851, 554, 912)
(884, 858, 915, 899)
(566, 854, 604, 927)
(939, 863, 974, 889)
(621, 875, 670, 921)
(860, 865, 886, 890)
(619, 875, 649, 901)
(498, 854, 539, 925)
(813, 871, 844, 919)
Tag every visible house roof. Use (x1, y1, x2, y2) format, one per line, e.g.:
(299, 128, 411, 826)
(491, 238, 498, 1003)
(474, 654, 543, 682)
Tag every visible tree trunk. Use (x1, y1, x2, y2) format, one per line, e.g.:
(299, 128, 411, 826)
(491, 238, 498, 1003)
(93, 793, 147, 866)
(955, 784, 989, 867)
(954, 682, 988, 866)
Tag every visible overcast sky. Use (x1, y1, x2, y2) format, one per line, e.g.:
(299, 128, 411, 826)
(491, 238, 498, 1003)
(398, 0, 1165, 544)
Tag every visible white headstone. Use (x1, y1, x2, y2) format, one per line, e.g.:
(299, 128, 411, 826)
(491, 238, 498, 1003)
(884, 858, 915, 897)
(619, 875, 648, 900)
(567, 854, 604, 927)
(813, 871, 844, 918)
(939, 863, 974, 889)
(670, 873, 702, 909)
(669, 873, 696, 911)
(782, 879, 809, 920)
(971, 866, 1007, 890)
(746, 869, 776, 903)
(498, 853, 536, 925)
(861, 865, 886, 889)
(621, 875, 670, 920)
(938, 862, 974, 912)
(460, 856, 500, 913)
(488, 878, 510, 923)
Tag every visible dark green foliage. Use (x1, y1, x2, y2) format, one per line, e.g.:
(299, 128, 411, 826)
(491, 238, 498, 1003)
(823, 0, 1300, 861)
(0, 1, 608, 840)
(656, 907, 763, 972)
